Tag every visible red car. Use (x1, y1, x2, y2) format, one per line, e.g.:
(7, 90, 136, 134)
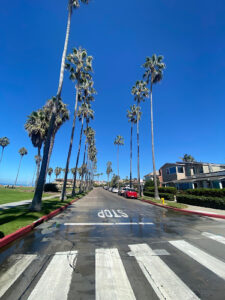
(124, 188, 138, 199)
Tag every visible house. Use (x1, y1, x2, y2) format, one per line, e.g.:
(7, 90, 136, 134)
(144, 171, 159, 181)
(160, 162, 225, 190)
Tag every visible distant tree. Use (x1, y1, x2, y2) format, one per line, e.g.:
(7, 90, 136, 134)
(144, 178, 160, 190)
(110, 174, 120, 188)
(48, 167, 53, 183)
(132, 81, 149, 196)
(114, 135, 124, 187)
(143, 54, 166, 199)
(180, 154, 195, 162)
(0, 137, 10, 165)
(14, 147, 28, 187)
(54, 167, 61, 179)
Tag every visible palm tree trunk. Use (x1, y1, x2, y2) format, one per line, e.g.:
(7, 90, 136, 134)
(45, 132, 56, 182)
(30, 4, 72, 211)
(150, 82, 160, 199)
(0, 148, 4, 165)
(35, 147, 41, 188)
(31, 165, 37, 187)
(14, 156, 23, 187)
(79, 141, 87, 193)
(61, 85, 79, 201)
(137, 118, 141, 197)
(117, 145, 120, 189)
(72, 116, 84, 196)
(107, 174, 109, 188)
(130, 123, 133, 188)
(49, 174, 51, 183)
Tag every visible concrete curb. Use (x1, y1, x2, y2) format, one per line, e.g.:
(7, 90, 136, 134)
(140, 198, 225, 220)
(0, 198, 79, 249)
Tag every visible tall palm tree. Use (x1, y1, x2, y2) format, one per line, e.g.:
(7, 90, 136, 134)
(127, 104, 137, 188)
(14, 147, 28, 187)
(31, 0, 90, 211)
(114, 135, 124, 188)
(142, 54, 166, 199)
(48, 167, 53, 183)
(25, 109, 47, 185)
(61, 47, 93, 201)
(106, 161, 113, 188)
(0, 137, 10, 165)
(54, 167, 61, 180)
(72, 102, 94, 195)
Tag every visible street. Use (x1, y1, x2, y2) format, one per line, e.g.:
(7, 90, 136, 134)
(0, 187, 225, 300)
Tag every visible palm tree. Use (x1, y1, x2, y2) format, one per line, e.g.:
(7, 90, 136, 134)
(127, 104, 138, 188)
(114, 135, 124, 188)
(0, 137, 10, 165)
(180, 154, 195, 162)
(61, 47, 93, 201)
(14, 147, 28, 187)
(131, 80, 149, 196)
(25, 109, 47, 185)
(72, 102, 94, 195)
(142, 54, 166, 199)
(106, 162, 113, 188)
(54, 167, 61, 180)
(48, 167, 53, 183)
(31, 0, 90, 211)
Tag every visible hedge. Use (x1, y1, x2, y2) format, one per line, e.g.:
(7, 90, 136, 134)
(177, 194, 225, 209)
(184, 188, 225, 198)
(144, 186, 177, 195)
(44, 183, 59, 193)
(143, 191, 175, 201)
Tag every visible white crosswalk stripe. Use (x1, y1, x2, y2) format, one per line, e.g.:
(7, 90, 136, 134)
(202, 232, 225, 245)
(28, 251, 77, 300)
(169, 239, 225, 280)
(96, 248, 135, 300)
(129, 243, 199, 300)
(0, 254, 36, 298)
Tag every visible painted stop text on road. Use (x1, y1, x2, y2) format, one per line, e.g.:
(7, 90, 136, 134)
(98, 209, 128, 218)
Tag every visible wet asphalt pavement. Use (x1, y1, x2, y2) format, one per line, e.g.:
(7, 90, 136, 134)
(1, 187, 225, 300)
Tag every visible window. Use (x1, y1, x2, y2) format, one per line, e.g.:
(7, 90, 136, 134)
(166, 168, 169, 174)
(169, 167, 176, 174)
(199, 166, 203, 173)
(193, 167, 197, 174)
(178, 166, 184, 173)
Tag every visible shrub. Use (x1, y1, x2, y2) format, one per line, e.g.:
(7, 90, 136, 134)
(144, 179, 159, 189)
(44, 183, 59, 193)
(144, 186, 177, 195)
(177, 194, 225, 209)
(184, 188, 225, 198)
(143, 191, 175, 201)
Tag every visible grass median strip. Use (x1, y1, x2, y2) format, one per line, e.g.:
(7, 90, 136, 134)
(0, 187, 52, 205)
(140, 196, 188, 209)
(0, 193, 85, 237)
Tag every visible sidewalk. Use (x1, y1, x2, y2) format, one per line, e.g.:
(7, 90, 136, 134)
(186, 204, 225, 217)
(0, 194, 59, 210)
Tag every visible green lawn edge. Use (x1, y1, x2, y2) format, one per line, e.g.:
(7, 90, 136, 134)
(140, 196, 188, 209)
(0, 192, 86, 237)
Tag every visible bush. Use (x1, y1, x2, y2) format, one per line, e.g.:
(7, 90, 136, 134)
(177, 194, 225, 209)
(144, 179, 159, 189)
(143, 191, 175, 201)
(44, 183, 59, 193)
(184, 188, 225, 198)
(144, 186, 177, 195)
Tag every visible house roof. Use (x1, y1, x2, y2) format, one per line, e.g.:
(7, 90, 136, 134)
(160, 162, 225, 169)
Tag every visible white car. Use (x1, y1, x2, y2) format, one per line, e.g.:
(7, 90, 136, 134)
(109, 187, 113, 192)
(112, 188, 119, 193)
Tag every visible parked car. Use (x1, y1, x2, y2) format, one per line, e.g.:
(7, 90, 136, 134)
(124, 188, 138, 199)
(109, 187, 113, 192)
(118, 187, 125, 196)
(112, 188, 119, 193)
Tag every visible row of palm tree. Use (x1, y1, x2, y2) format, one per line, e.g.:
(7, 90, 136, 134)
(30, 0, 92, 211)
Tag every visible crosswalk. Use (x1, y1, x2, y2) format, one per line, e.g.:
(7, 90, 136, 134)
(1, 232, 225, 299)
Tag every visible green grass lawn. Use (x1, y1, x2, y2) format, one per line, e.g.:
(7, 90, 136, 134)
(0, 193, 86, 237)
(140, 196, 188, 209)
(0, 187, 55, 205)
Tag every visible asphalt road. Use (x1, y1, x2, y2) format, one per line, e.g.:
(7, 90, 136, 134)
(1, 187, 225, 300)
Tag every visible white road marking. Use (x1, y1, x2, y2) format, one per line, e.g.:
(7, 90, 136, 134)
(95, 248, 136, 300)
(0, 254, 36, 298)
(64, 222, 153, 226)
(169, 240, 225, 280)
(28, 251, 77, 300)
(202, 232, 225, 245)
(98, 209, 128, 218)
(129, 243, 199, 300)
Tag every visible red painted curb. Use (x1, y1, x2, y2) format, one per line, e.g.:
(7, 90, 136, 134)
(0, 198, 79, 249)
(140, 199, 225, 219)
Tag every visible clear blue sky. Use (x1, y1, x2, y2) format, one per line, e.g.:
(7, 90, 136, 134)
(1, 0, 225, 184)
